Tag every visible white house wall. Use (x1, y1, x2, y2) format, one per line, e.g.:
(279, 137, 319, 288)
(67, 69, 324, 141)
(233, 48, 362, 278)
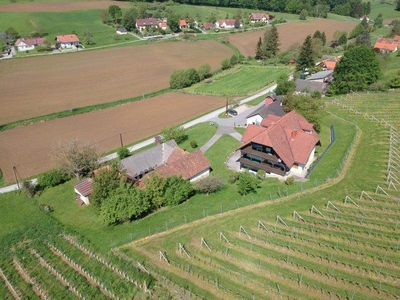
(74, 188, 90, 205)
(17, 45, 35, 52)
(189, 169, 210, 182)
(246, 115, 262, 126)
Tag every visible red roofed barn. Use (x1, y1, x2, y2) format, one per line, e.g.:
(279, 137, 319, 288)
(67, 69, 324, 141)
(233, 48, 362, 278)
(374, 36, 400, 54)
(239, 111, 320, 177)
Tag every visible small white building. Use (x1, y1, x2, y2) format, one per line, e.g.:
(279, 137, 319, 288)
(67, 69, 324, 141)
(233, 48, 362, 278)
(56, 34, 80, 49)
(74, 178, 93, 205)
(116, 27, 128, 35)
(215, 19, 242, 29)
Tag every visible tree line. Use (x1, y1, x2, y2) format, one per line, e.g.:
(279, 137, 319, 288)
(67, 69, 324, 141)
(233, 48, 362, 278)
(130, 0, 371, 19)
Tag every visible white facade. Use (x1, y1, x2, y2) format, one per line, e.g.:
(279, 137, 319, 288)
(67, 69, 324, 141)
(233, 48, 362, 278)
(289, 147, 316, 175)
(17, 43, 35, 52)
(60, 41, 79, 49)
(246, 114, 262, 126)
(74, 188, 90, 205)
(189, 169, 210, 182)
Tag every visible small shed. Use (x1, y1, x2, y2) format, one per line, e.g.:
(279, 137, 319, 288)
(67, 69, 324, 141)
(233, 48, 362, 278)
(74, 178, 93, 205)
(116, 27, 128, 35)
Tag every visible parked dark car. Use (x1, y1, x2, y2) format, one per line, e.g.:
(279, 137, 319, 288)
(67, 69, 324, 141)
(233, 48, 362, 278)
(228, 109, 238, 116)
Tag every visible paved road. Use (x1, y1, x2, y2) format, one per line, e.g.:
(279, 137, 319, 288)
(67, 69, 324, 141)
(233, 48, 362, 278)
(0, 84, 277, 194)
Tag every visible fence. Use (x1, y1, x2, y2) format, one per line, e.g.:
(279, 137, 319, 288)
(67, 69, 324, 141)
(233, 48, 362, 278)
(306, 125, 336, 178)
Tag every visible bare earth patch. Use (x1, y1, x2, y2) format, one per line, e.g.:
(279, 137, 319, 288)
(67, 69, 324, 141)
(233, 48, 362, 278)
(0, 1, 131, 12)
(230, 19, 357, 57)
(0, 40, 233, 124)
(0, 93, 225, 182)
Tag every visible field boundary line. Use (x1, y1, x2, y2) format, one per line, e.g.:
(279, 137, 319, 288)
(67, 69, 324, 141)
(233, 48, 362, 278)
(119, 110, 362, 248)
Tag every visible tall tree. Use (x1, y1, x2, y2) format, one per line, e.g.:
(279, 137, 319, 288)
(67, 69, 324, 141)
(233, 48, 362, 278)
(281, 94, 324, 132)
(164, 175, 194, 206)
(262, 25, 280, 58)
(168, 14, 180, 33)
(122, 8, 137, 31)
(255, 37, 263, 59)
(313, 30, 322, 40)
(338, 33, 347, 45)
(296, 35, 314, 71)
(51, 139, 99, 179)
(356, 30, 371, 47)
(397, 0, 400, 11)
(375, 13, 383, 28)
(321, 31, 326, 45)
(108, 5, 122, 24)
(90, 163, 122, 208)
(329, 46, 380, 94)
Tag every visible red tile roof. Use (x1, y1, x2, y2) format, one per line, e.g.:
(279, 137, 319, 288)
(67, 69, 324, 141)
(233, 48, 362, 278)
(260, 115, 281, 127)
(74, 178, 93, 197)
(324, 61, 336, 70)
(15, 37, 45, 46)
(179, 19, 187, 26)
(374, 38, 398, 52)
(136, 18, 159, 27)
(56, 34, 79, 43)
(156, 150, 210, 180)
(240, 111, 319, 167)
(249, 13, 272, 20)
(264, 97, 274, 105)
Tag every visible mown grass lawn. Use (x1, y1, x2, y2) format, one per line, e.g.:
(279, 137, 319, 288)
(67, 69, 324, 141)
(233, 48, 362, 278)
(186, 65, 289, 97)
(368, 0, 399, 20)
(0, 9, 139, 48)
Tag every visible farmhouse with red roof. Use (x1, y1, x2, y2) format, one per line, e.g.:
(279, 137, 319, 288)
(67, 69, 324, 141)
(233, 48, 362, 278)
(179, 19, 188, 29)
(374, 36, 400, 54)
(215, 19, 242, 29)
(249, 13, 274, 24)
(55, 34, 80, 49)
(14, 37, 46, 52)
(238, 111, 320, 177)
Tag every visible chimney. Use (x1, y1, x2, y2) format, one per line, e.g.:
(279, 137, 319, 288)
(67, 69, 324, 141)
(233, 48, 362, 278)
(291, 130, 297, 141)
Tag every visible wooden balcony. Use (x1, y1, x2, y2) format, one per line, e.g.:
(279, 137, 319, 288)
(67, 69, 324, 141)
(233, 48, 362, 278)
(240, 158, 286, 176)
(240, 145, 279, 163)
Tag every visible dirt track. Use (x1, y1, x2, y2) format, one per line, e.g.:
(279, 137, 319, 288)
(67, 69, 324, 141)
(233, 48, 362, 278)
(0, 40, 233, 124)
(0, 1, 131, 12)
(0, 93, 225, 182)
(230, 19, 357, 57)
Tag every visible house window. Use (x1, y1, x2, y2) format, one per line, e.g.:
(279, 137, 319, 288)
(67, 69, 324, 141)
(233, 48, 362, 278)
(252, 144, 263, 152)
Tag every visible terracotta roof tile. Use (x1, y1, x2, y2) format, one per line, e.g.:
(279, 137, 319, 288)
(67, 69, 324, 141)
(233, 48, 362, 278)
(156, 150, 210, 180)
(74, 178, 93, 197)
(56, 34, 79, 43)
(240, 111, 320, 167)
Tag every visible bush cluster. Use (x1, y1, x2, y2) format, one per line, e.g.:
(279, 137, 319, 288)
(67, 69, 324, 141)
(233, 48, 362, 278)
(37, 169, 71, 190)
(169, 64, 211, 89)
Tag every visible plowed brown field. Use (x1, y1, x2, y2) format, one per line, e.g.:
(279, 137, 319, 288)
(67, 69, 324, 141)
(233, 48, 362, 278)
(0, 93, 225, 182)
(0, 1, 131, 12)
(0, 40, 233, 124)
(230, 19, 357, 57)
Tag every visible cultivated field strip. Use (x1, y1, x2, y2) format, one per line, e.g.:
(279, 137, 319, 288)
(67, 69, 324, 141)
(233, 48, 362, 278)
(0, 235, 152, 299)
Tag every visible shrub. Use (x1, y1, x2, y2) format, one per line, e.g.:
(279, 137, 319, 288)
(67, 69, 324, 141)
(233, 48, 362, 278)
(285, 176, 294, 185)
(237, 171, 259, 195)
(257, 169, 266, 180)
(221, 58, 231, 70)
(190, 140, 198, 148)
(228, 172, 239, 184)
(117, 147, 131, 159)
(37, 169, 71, 190)
(22, 181, 36, 198)
(195, 176, 223, 195)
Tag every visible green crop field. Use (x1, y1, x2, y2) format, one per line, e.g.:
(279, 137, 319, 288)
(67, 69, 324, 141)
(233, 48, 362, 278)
(368, 0, 399, 20)
(0, 10, 139, 49)
(186, 65, 290, 97)
(116, 90, 400, 299)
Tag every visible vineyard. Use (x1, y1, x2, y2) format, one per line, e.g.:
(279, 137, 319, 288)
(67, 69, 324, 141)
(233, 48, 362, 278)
(185, 66, 290, 97)
(118, 91, 400, 299)
(0, 234, 154, 299)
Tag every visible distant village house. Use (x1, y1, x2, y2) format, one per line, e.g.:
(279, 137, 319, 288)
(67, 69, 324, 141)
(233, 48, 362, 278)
(374, 36, 400, 54)
(249, 13, 274, 24)
(56, 34, 80, 49)
(14, 37, 46, 52)
(135, 18, 159, 33)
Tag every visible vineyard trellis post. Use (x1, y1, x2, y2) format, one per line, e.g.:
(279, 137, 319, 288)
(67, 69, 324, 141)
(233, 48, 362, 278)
(258, 220, 269, 232)
(276, 215, 289, 227)
(359, 191, 375, 202)
(344, 195, 359, 206)
(239, 225, 251, 239)
(200, 238, 212, 252)
(178, 243, 191, 259)
(326, 201, 340, 212)
(375, 185, 389, 196)
(219, 232, 231, 245)
(292, 211, 305, 222)
(310, 206, 325, 218)
(159, 251, 170, 265)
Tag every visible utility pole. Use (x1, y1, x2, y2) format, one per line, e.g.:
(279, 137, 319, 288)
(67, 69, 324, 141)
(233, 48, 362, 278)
(12, 166, 20, 190)
(119, 133, 124, 148)
(225, 97, 228, 115)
